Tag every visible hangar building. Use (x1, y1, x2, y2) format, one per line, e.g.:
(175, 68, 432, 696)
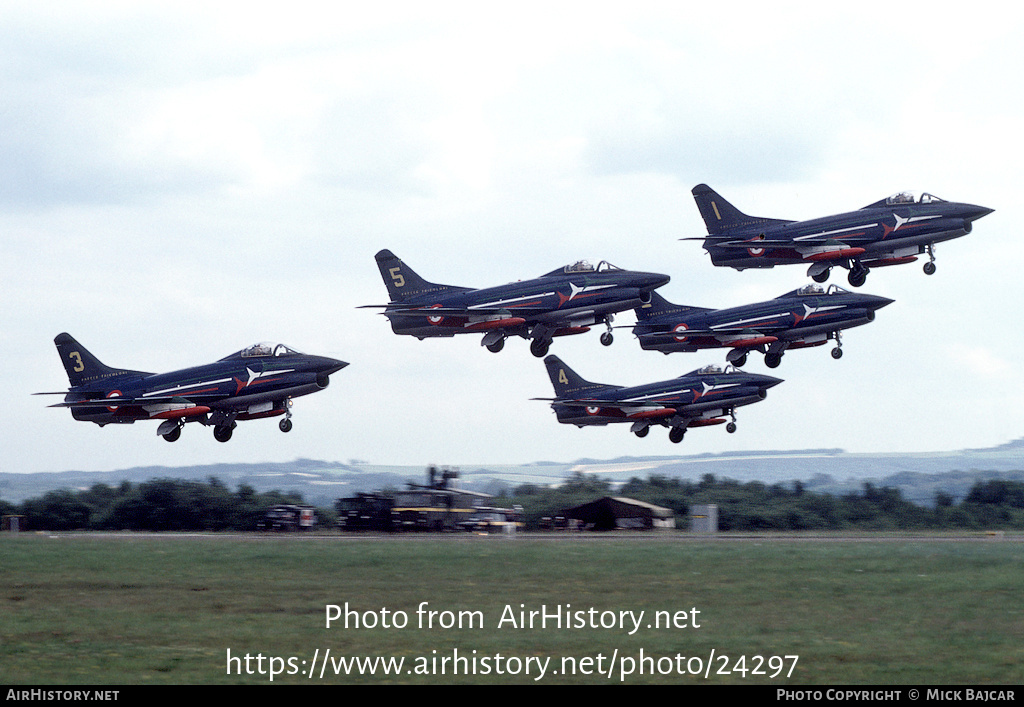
(565, 496, 675, 530)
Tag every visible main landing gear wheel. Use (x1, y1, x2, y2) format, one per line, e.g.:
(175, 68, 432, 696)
(600, 332, 613, 347)
(848, 265, 868, 288)
(529, 339, 549, 357)
(732, 352, 748, 368)
(812, 270, 830, 283)
(634, 426, 649, 438)
(213, 425, 234, 443)
(279, 418, 293, 433)
(162, 426, 182, 443)
(669, 427, 685, 444)
(486, 338, 505, 353)
(765, 352, 783, 369)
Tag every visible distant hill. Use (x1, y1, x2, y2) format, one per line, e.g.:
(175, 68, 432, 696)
(2, 440, 1023, 507)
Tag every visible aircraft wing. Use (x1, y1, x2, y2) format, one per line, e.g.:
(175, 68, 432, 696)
(679, 236, 795, 244)
(44, 394, 224, 408)
(637, 326, 780, 345)
(550, 396, 686, 417)
(362, 304, 553, 317)
(694, 235, 869, 263)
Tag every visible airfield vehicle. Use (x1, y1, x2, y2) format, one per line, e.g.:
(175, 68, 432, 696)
(337, 467, 504, 532)
(258, 504, 317, 531)
(457, 505, 525, 533)
(336, 492, 394, 531)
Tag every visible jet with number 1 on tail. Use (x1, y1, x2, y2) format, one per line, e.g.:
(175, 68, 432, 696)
(687, 184, 993, 287)
(364, 249, 670, 357)
(535, 354, 782, 443)
(631, 284, 894, 368)
(36, 334, 348, 443)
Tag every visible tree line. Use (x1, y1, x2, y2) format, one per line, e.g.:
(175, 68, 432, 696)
(0, 477, 332, 531)
(3, 473, 1024, 532)
(500, 472, 1024, 531)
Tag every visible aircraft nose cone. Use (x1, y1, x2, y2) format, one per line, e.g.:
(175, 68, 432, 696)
(871, 295, 895, 310)
(644, 272, 671, 290)
(965, 204, 994, 222)
(758, 374, 784, 389)
(319, 357, 349, 376)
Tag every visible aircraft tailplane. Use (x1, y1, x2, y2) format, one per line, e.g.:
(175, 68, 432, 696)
(54, 333, 147, 388)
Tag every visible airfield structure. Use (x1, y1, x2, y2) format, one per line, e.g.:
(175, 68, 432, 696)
(2, 515, 26, 533)
(564, 496, 675, 531)
(689, 504, 719, 534)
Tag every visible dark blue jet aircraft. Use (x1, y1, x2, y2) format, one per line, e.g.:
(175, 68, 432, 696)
(37, 333, 348, 442)
(631, 284, 894, 368)
(537, 355, 782, 443)
(688, 184, 993, 286)
(366, 249, 670, 357)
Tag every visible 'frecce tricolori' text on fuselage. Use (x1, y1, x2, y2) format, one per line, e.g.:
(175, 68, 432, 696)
(687, 184, 993, 287)
(36, 333, 347, 442)
(631, 284, 893, 367)
(364, 249, 670, 357)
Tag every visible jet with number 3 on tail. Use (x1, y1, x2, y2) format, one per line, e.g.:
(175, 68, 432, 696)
(631, 285, 893, 368)
(687, 184, 993, 287)
(364, 249, 670, 357)
(535, 354, 782, 443)
(36, 333, 348, 442)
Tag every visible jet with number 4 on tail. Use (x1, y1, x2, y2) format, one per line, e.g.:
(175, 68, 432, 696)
(36, 333, 348, 442)
(364, 249, 670, 357)
(536, 355, 782, 443)
(687, 184, 993, 287)
(631, 284, 893, 368)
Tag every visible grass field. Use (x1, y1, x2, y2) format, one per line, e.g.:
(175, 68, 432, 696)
(2, 532, 1022, 685)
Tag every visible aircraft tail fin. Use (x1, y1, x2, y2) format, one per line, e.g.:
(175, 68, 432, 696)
(692, 184, 788, 235)
(54, 333, 147, 388)
(634, 291, 710, 322)
(374, 249, 465, 302)
(543, 355, 612, 399)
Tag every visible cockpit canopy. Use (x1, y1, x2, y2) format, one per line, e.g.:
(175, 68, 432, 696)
(228, 342, 302, 360)
(790, 283, 850, 297)
(886, 191, 945, 206)
(692, 364, 724, 375)
(866, 192, 946, 209)
(546, 260, 624, 276)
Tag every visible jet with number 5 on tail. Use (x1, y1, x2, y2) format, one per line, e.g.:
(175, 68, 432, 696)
(364, 249, 670, 357)
(631, 284, 893, 368)
(36, 333, 348, 442)
(687, 184, 993, 287)
(535, 355, 782, 443)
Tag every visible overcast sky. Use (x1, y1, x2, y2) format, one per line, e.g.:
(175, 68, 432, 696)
(3, 2, 1022, 477)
